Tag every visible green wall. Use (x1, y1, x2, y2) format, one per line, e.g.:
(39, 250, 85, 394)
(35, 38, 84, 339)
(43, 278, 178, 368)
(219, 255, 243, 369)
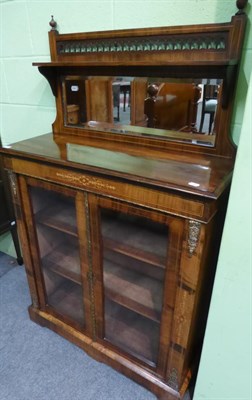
(0, 1, 251, 398)
(194, 71, 251, 399)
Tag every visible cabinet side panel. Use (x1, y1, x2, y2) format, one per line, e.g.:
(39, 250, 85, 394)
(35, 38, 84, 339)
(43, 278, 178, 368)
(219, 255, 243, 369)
(180, 206, 227, 394)
(166, 220, 206, 391)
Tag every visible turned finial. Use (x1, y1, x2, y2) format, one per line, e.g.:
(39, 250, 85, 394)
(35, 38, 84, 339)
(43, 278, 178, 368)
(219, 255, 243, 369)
(49, 15, 57, 31)
(236, 0, 248, 14)
(147, 84, 159, 98)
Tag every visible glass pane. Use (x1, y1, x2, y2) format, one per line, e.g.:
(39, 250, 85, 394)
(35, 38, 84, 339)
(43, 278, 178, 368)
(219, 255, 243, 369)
(101, 209, 168, 366)
(29, 186, 85, 328)
(62, 74, 220, 146)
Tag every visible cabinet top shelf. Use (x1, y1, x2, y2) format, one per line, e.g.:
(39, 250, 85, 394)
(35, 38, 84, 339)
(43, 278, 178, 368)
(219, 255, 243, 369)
(33, 59, 238, 68)
(0, 133, 234, 199)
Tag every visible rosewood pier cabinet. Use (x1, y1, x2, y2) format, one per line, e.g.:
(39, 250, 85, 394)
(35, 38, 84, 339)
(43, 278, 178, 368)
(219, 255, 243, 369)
(0, 2, 248, 399)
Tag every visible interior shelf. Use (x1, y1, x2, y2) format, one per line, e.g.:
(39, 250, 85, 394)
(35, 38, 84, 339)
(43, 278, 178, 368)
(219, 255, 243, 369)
(35, 202, 77, 236)
(104, 247, 165, 281)
(102, 213, 168, 262)
(104, 259, 163, 322)
(103, 237, 166, 269)
(105, 299, 160, 366)
(42, 239, 82, 285)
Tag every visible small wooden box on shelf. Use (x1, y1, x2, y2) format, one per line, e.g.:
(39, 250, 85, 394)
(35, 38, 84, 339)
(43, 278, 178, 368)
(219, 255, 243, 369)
(0, 1, 248, 399)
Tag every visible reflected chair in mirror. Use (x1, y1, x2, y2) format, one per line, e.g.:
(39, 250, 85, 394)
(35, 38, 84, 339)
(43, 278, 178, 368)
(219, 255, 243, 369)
(199, 83, 219, 134)
(113, 79, 132, 123)
(144, 82, 201, 132)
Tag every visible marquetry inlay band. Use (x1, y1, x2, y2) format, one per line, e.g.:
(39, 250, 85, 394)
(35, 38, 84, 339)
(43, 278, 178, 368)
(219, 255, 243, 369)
(84, 193, 96, 338)
(56, 172, 116, 191)
(57, 33, 227, 55)
(8, 171, 18, 199)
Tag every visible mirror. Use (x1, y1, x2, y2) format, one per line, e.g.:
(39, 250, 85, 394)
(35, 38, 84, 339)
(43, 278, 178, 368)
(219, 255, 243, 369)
(62, 76, 222, 147)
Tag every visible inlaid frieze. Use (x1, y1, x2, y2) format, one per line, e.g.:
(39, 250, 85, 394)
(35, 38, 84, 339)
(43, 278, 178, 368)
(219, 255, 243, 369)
(56, 33, 227, 55)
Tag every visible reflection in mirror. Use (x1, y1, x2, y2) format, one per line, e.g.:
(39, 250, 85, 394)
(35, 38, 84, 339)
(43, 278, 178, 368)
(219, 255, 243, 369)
(62, 76, 222, 147)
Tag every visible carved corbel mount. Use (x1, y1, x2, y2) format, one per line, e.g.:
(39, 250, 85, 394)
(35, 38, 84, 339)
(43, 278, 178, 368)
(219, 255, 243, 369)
(187, 220, 201, 256)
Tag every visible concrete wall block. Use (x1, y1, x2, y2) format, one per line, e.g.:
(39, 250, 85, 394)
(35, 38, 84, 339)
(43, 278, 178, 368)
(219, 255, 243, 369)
(0, 60, 10, 103)
(112, 0, 235, 29)
(0, 1, 33, 57)
(3, 57, 55, 107)
(1, 104, 55, 144)
(27, 0, 113, 56)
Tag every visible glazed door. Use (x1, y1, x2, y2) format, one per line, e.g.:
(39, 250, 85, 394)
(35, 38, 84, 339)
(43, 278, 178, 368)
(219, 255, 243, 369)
(89, 195, 184, 376)
(20, 177, 91, 333)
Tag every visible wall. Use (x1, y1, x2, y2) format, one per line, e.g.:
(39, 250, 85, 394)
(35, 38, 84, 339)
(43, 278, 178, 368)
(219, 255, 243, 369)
(0, 0, 251, 398)
(194, 70, 252, 400)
